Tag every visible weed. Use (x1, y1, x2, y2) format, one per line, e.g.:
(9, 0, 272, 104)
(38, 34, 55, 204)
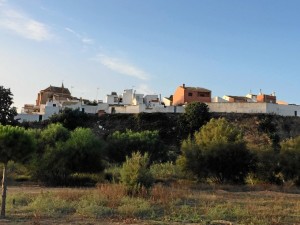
(76, 193, 113, 218)
(117, 196, 154, 218)
(27, 192, 75, 216)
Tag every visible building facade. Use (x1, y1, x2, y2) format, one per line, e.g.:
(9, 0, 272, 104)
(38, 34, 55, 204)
(173, 84, 211, 106)
(36, 84, 72, 106)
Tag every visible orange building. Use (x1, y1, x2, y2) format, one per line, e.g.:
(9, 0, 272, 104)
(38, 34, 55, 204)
(36, 84, 72, 106)
(173, 84, 211, 106)
(257, 94, 276, 103)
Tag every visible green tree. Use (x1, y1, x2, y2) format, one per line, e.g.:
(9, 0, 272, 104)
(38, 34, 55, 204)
(120, 152, 154, 195)
(178, 118, 255, 183)
(0, 86, 17, 125)
(106, 129, 165, 163)
(65, 127, 104, 173)
(258, 115, 280, 153)
(48, 108, 89, 130)
(280, 136, 300, 185)
(178, 102, 210, 137)
(0, 125, 34, 217)
(194, 118, 243, 147)
(31, 124, 104, 185)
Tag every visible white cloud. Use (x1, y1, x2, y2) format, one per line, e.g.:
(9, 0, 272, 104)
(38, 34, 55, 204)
(0, 3, 53, 41)
(65, 27, 80, 38)
(65, 27, 94, 45)
(82, 38, 94, 44)
(94, 54, 149, 80)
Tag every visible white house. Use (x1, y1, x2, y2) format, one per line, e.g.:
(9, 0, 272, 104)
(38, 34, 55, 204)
(106, 92, 119, 105)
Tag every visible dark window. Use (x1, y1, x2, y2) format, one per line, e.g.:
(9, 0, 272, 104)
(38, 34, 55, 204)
(188, 92, 193, 97)
(39, 115, 42, 121)
(295, 111, 297, 116)
(82, 108, 85, 113)
(53, 104, 56, 107)
(111, 107, 116, 114)
(197, 92, 206, 97)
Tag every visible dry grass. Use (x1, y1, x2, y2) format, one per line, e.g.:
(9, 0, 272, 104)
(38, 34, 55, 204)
(3, 183, 300, 225)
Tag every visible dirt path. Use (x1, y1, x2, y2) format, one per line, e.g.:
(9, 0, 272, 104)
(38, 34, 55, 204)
(0, 217, 197, 225)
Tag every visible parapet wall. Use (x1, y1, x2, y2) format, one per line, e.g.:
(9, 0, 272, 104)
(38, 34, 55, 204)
(207, 102, 300, 117)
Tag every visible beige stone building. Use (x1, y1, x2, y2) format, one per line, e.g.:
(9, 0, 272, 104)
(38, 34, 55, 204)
(36, 84, 72, 106)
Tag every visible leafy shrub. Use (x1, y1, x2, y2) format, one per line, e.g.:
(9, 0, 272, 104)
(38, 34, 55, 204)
(120, 152, 154, 195)
(150, 162, 183, 180)
(31, 124, 105, 186)
(104, 164, 121, 183)
(106, 129, 166, 163)
(280, 136, 300, 185)
(177, 102, 211, 137)
(76, 193, 113, 218)
(254, 148, 282, 184)
(27, 192, 75, 216)
(117, 197, 154, 218)
(48, 108, 90, 130)
(178, 118, 256, 183)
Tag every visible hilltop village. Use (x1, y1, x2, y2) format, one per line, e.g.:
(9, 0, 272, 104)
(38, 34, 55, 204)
(15, 83, 300, 122)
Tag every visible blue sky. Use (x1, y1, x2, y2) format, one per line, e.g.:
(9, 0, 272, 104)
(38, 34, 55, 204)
(1, 0, 300, 110)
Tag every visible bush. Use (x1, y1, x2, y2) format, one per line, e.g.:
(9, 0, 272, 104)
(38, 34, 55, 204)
(48, 108, 90, 130)
(120, 152, 154, 195)
(280, 137, 300, 185)
(104, 165, 121, 183)
(178, 118, 256, 183)
(31, 124, 105, 186)
(150, 162, 182, 180)
(117, 197, 154, 218)
(178, 102, 210, 137)
(254, 148, 282, 184)
(76, 193, 113, 218)
(106, 129, 166, 163)
(27, 192, 75, 216)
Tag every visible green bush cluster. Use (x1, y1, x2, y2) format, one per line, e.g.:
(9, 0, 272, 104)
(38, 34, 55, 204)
(178, 118, 255, 183)
(106, 129, 166, 163)
(30, 123, 104, 185)
(120, 152, 154, 195)
(177, 117, 300, 185)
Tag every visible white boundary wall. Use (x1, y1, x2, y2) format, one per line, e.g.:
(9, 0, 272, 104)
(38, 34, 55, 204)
(15, 114, 41, 122)
(207, 102, 300, 117)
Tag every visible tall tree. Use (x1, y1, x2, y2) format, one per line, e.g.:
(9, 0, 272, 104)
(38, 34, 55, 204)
(178, 102, 210, 138)
(31, 124, 104, 185)
(280, 136, 300, 184)
(0, 125, 35, 218)
(178, 118, 255, 183)
(0, 86, 17, 125)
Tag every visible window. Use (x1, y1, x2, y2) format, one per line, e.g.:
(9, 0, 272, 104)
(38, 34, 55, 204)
(198, 92, 208, 97)
(53, 104, 56, 107)
(295, 111, 297, 117)
(188, 92, 193, 97)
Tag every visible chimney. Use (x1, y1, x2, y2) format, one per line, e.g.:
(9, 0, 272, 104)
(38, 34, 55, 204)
(182, 83, 185, 88)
